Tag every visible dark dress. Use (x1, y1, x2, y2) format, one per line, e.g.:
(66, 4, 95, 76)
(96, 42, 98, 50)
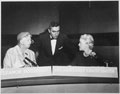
(71, 51, 106, 66)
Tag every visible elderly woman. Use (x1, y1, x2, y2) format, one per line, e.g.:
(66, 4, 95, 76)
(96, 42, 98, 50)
(3, 32, 37, 68)
(71, 34, 105, 66)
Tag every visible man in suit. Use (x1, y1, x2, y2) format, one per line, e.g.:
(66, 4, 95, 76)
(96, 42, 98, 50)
(30, 21, 77, 66)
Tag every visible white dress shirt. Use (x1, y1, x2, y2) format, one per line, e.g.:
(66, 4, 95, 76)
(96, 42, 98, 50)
(51, 39, 57, 55)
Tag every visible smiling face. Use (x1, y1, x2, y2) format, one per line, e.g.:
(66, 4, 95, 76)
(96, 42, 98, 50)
(78, 34, 94, 52)
(49, 26, 60, 39)
(78, 38, 89, 51)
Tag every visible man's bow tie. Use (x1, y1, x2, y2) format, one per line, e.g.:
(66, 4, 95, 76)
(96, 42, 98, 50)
(50, 37, 56, 40)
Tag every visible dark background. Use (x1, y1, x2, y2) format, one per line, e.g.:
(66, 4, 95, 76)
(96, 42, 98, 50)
(1, 1, 119, 68)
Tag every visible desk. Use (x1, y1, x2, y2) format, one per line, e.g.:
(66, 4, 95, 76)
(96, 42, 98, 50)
(1, 66, 119, 93)
(1, 66, 118, 88)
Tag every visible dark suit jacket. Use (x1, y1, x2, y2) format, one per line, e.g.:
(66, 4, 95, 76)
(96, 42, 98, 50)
(31, 31, 77, 66)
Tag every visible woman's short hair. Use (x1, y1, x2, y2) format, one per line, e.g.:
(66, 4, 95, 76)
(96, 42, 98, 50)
(17, 32, 31, 43)
(80, 34, 94, 50)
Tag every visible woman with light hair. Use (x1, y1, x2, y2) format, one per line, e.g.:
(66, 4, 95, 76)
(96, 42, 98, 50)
(79, 34, 95, 57)
(71, 34, 105, 66)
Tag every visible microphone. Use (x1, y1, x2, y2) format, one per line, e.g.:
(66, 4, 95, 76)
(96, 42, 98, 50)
(25, 57, 38, 67)
(23, 59, 29, 65)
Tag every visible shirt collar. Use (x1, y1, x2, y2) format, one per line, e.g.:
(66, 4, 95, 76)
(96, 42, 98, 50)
(50, 35, 56, 40)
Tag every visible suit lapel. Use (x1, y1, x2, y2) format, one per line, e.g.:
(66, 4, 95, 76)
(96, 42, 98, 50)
(45, 32, 63, 56)
(54, 34, 63, 55)
(45, 32, 53, 55)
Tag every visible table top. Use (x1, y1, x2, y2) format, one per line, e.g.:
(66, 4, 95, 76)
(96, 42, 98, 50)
(1, 66, 119, 88)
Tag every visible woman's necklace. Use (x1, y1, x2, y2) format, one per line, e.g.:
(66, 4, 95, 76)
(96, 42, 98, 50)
(83, 52, 89, 57)
(83, 49, 93, 57)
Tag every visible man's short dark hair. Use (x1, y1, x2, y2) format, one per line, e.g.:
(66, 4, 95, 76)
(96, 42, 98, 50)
(49, 21, 59, 27)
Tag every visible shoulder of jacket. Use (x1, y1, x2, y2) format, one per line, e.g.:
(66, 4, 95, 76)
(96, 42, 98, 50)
(59, 33, 68, 39)
(27, 49, 35, 54)
(39, 31, 49, 38)
(6, 46, 16, 54)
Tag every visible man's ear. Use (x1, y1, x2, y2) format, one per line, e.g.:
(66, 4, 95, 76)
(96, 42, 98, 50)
(48, 29, 51, 33)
